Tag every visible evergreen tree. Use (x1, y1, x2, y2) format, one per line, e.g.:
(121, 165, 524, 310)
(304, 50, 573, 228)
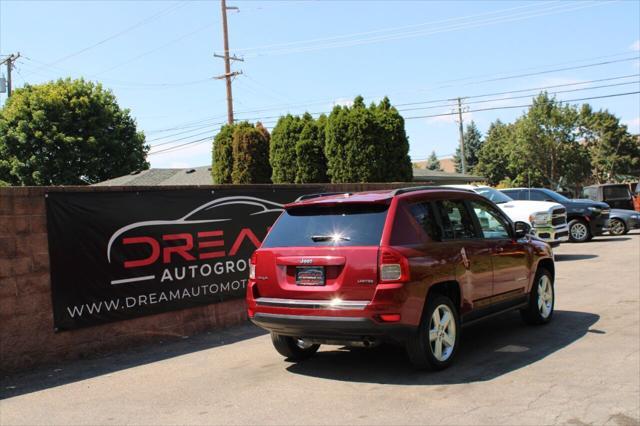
(270, 114, 304, 183)
(211, 124, 234, 183)
(425, 151, 442, 171)
(231, 122, 271, 183)
(476, 120, 515, 186)
(324, 96, 412, 183)
(373, 97, 413, 181)
(295, 113, 327, 183)
(453, 121, 484, 173)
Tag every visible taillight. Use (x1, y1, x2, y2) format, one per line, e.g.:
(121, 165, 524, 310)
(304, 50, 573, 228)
(249, 252, 256, 280)
(378, 247, 410, 283)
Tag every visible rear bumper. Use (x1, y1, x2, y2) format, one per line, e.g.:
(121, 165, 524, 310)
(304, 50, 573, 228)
(251, 313, 413, 343)
(628, 217, 640, 229)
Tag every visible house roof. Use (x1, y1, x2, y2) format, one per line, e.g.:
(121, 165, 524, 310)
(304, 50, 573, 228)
(93, 166, 213, 186)
(94, 165, 486, 186)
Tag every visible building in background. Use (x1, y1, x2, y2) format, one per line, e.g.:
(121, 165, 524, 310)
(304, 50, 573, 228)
(413, 155, 456, 173)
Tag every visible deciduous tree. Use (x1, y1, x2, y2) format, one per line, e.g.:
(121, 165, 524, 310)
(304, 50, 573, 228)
(0, 78, 148, 185)
(578, 105, 640, 182)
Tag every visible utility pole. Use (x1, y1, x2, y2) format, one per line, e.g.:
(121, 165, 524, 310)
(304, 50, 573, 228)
(456, 97, 466, 174)
(1, 53, 21, 97)
(214, 0, 243, 125)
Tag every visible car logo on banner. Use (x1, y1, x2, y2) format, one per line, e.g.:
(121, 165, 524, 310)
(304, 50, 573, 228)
(106, 196, 284, 286)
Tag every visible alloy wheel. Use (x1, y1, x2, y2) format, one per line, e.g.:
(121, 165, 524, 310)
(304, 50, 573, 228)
(428, 304, 456, 362)
(570, 222, 588, 241)
(537, 275, 553, 319)
(609, 219, 625, 236)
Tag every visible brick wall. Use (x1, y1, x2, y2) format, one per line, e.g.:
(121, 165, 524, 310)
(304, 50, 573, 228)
(0, 183, 416, 374)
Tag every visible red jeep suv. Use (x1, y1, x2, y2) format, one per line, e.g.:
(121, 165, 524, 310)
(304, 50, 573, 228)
(246, 187, 555, 370)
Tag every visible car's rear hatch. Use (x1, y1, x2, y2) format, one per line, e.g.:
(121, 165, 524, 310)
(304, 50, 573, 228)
(253, 201, 390, 302)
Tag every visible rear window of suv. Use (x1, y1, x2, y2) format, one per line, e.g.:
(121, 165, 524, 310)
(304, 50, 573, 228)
(261, 204, 389, 248)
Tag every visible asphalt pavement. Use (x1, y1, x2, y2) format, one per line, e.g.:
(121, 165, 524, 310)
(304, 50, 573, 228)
(1, 232, 639, 425)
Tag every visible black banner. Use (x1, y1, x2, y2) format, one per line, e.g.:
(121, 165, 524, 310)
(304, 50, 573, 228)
(46, 188, 315, 330)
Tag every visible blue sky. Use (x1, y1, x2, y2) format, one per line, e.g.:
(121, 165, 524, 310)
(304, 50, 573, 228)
(1, 0, 639, 169)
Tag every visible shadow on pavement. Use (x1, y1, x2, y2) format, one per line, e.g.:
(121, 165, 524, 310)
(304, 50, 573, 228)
(0, 324, 267, 400)
(592, 237, 631, 242)
(286, 310, 599, 385)
(555, 254, 598, 261)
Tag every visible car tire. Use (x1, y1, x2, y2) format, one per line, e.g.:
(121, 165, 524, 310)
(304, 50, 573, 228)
(270, 333, 320, 361)
(568, 219, 591, 243)
(406, 294, 460, 370)
(609, 218, 627, 236)
(520, 267, 554, 325)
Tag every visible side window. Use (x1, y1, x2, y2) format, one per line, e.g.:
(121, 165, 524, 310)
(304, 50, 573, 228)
(434, 200, 477, 240)
(470, 201, 511, 240)
(502, 190, 520, 200)
(603, 186, 631, 200)
(407, 202, 441, 242)
(525, 190, 546, 202)
(390, 202, 428, 245)
(582, 187, 597, 201)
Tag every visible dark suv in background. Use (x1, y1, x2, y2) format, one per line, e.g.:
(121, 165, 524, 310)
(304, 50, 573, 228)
(247, 187, 555, 371)
(501, 188, 610, 243)
(582, 183, 635, 210)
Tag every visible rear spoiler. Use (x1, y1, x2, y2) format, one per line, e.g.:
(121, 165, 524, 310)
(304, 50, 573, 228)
(294, 192, 352, 202)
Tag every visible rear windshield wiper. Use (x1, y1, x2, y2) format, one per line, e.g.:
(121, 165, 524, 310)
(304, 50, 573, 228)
(311, 235, 351, 242)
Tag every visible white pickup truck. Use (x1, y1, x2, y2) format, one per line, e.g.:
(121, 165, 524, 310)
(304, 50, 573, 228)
(447, 185, 570, 246)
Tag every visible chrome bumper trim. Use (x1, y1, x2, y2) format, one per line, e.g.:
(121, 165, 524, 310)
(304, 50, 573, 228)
(255, 297, 369, 310)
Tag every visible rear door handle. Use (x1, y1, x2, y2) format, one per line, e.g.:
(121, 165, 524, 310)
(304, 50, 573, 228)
(494, 247, 505, 254)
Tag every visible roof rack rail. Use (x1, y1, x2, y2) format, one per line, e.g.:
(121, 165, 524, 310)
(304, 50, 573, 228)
(295, 192, 352, 202)
(391, 186, 475, 196)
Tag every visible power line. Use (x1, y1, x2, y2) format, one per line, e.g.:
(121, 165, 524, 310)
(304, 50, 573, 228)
(394, 73, 639, 107)
(233, 1, 561, 54)
(147, 91, 639, 156)
(403, 91, 640, 120)
(19, 57, 213, 89)
(143, 77, 640, 146)
(241, 1, 617, 58)
(90, 21, 215, 77)
(22, 2, 188, 78)
(148, 135, 214, 156)
(144, 55, 638, 133)
(399, 79, 639, 112)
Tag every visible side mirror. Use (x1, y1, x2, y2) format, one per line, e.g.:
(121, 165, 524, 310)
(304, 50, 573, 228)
(514, 221, 531, 239)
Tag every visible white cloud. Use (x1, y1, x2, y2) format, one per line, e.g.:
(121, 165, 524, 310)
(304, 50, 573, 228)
(630, 40, 640, 52)
(623, 117, 640, 133)
(331, 98, 353, 108)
